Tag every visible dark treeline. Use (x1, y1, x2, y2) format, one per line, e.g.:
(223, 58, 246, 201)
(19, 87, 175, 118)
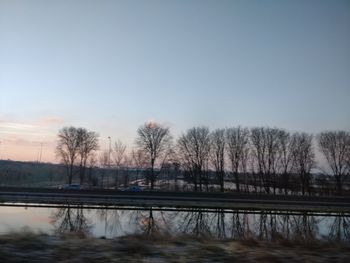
(0, 160, 66, 187)
(51, 123, 350, 196)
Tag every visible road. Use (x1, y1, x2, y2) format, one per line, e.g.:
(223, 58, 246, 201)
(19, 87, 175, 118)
(0, 187, 350, 213)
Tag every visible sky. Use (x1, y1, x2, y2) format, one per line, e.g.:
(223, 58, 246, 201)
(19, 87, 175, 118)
(0, 0, 350, 163)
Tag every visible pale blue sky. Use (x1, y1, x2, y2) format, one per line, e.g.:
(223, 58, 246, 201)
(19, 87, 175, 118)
(0, 0, 349, 161)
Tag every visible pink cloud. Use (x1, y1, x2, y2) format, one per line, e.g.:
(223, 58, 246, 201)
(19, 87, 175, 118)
(0, 113, 16, 124)
(1, 135, 55, 147)
(38, 116, 65, 126)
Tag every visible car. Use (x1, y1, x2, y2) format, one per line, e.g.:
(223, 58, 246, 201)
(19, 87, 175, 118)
(59, 184, 81, 190)
(124, 186, 143, 192)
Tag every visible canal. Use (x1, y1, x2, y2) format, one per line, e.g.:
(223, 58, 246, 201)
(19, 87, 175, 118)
(0, 204, 349, 242)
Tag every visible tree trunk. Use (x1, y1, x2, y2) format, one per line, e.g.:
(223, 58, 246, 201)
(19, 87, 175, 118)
(194, 171, 198, 191)
(336, 176, 342, 196)
(220, 172, 224, 192)
(150, 159, 155, 190)
(69, 163, 73, 184)
(234, 172, 240, 192)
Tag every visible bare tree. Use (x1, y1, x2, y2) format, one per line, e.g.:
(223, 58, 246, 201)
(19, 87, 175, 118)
(210, 129, 226, 192)
(265, 128, 280, 194)
(250, 127, 267, 192)
(250, 127, 280, 194)
(226, 127, 249, 192)
(177, 127, 211, 191)
(277, 129, 295, 194)
(291, 132, 315, 195)
(56, 127, 99, 185)
(318, 131, 350, 195)
(113, 139, 127, 187)
(99, 150, 109, 188)
(77, 128, 99, 185)
(131, 148, 148, 183)
(136, 122, 172, 189)
(86, 154, 98, 186)
(113, 139, 127, 168)
(240, 141, 250, 191)
(56, 127, 81, 184)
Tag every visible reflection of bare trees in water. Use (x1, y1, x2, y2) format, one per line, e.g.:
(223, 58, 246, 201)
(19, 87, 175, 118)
(289, 212, 319, 241)
(279, 214, 292, 240)
(95, 208, 172, 237)
(143, 208, 157, 235)
(127, 208, 175, 236)
(329, 214, 350, 242)
(96, 208, 123, 237)
(213, 209, 226, 239)
(179, 209, 212, 238)
(177, 209, 249, 240)
(52, 206, 347, 243)
(175, 209, 325, 242)
(254, 211, 319, 242)
(257, 212, 279, 241)
(126, 208, 160, 235)
(50, 206, 92, 236)
(230, 212, 250, 240)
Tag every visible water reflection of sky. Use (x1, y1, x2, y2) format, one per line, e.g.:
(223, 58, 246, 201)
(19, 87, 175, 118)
(0, 206, 52, 234)
(0, 205, 349, 242)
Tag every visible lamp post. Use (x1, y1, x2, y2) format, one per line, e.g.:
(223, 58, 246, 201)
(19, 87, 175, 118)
(107, 136, 111, 188)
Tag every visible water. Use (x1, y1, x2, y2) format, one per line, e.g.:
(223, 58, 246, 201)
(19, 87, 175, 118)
(0, 204, 349, 242)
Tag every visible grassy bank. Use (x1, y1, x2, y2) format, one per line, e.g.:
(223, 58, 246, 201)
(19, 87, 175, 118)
(0, 231, 349, 262)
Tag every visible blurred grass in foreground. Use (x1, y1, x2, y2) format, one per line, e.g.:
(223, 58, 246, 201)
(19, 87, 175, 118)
(0, 230, 349, 262)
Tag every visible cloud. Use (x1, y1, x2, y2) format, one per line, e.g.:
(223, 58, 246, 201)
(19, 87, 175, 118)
(0, 113, 16, 124)
(0, 135, 56, 147)
(38, 116, 65, 126)
(0, 115, 63, 135)
(0, 116, 59, 162)
(1, 136, 41, 147)
(0, 122, 40, 137)
(0, 121, 57, 142)
(144, 119, 172, 129)
(0, 122, 37, 131)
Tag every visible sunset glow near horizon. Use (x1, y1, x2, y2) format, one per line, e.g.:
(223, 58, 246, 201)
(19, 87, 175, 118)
(1, 0, 350, 164)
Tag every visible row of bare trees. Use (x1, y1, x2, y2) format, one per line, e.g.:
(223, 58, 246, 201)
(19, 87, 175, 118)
(250, 128, 315, 195)
(55, 124, 350, 195)
(131, 123, 350, 195)
(176, 127, 317, 195)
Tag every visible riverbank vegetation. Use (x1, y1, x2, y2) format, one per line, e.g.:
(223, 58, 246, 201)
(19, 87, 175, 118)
(0, 230, 349, 262)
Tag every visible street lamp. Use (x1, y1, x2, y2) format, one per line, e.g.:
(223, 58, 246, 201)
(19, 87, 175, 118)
(107, 136, 111, 188)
